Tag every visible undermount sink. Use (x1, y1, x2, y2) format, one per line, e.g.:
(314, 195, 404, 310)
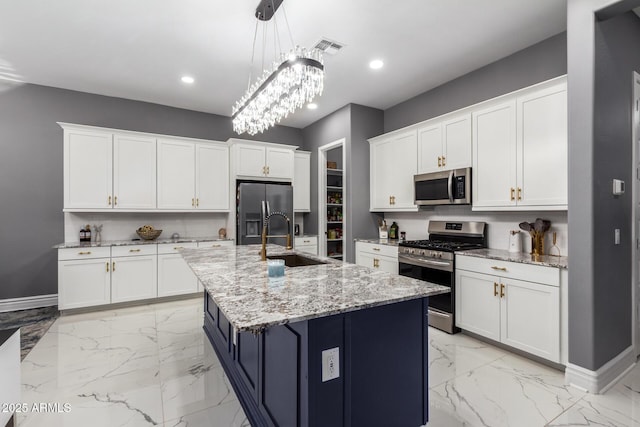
(266, 254, 327, 267)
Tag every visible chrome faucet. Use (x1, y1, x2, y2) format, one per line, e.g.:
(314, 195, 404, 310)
(260, 211, 292, 261)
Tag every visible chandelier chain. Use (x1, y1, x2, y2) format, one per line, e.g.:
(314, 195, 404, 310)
(247, 18, 260, 92)
(280, 3, 295, 49)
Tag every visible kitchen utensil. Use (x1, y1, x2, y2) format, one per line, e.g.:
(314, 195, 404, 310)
(549, 232, 561, 257)
(519, 222, 531, 232)
(508, 230, 522, 253)
(534, 218, 545, 232)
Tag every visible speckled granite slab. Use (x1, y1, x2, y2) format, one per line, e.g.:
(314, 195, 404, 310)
(181, 244, 449, 333)
(460, 248, 568, 269)
(354, 238, 402, 247)
(53, 237, 233, 249)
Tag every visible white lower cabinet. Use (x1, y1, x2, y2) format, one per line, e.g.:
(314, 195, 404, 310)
(294, 236, 318, 255)
(58, 247, 112, 310)
(111, 254, 158, 303)
(355, 241, 398, 274)
(158, 242, 199, 297)
(455, 255, 561, 363)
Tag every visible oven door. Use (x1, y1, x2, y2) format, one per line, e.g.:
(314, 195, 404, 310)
(398, 259, 457, 334)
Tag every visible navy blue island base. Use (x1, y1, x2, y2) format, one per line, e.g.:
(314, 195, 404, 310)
(203, 293, 430, 427)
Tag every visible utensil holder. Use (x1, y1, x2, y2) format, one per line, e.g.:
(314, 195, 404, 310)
(531, 231, 545, 256)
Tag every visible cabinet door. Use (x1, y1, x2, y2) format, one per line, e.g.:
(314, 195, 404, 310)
(501, 278, 560, 362)
(64, 129, 113, 209)
(472, 101, 517, 208)
(266, 147, 294, 179)
(442, 113, 472, 170)
(196, 143, 229, 210)
(377, 255, 398, 274)
(455, 270, 501, 342)
(417, 123, 442, 174)
(158, 254, 199, 297)
(58, 259, 111, 309)
(111, 255, 157, 303)
(356, 251, 378, 270)
(370, 130, 417, 211)
(295, 244, 317, 256)
(517, 83, 568, 208)
(157, 139, 196, 209)
(294, 152, 311, 212)
(235, 144, 266, 177)
(113, 134, 156, 209)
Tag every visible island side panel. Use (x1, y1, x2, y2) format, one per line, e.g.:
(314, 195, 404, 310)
(344, 297, 429, 426)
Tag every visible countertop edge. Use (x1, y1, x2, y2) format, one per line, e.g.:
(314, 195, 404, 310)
(54, 237, 234, 249)
(459, 248, 568, 269)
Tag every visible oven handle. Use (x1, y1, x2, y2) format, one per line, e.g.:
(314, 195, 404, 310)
(447, 170, 454, 203)
(398, 254, 453, 271)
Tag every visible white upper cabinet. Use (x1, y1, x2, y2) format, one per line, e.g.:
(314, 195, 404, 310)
(196, 143, 229, 210)
(369, 129, 418, 211)
(229, 140, 296, 181)
(157, 138, 229, 211)
(113, 133, 156, 209)
(472, 100, 518, 208)
(516, 82, 568, 208)
(64, 127, 113, 209)
(417, 113, 471, 174)
(157, 138, 196, 209)
(294, 151, 311, 212)
(473, 77, 567, 210)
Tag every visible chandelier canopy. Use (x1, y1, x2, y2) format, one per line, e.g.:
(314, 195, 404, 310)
(232, 1, 324, 136)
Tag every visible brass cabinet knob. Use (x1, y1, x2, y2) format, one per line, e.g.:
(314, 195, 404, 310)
(192, 198, 195, 207)
(112, 262, 116, 272)
(196, 198, 199, 207)
(129, 249, 141, 253)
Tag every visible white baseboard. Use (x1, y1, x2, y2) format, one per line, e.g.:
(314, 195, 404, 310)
(565, 345, 636, 394)
(0, 294, 58, 313)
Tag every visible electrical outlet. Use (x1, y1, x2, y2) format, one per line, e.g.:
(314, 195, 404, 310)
(321, 347, 339, 382)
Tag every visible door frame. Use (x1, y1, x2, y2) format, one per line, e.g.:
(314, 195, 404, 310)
(632, 71, 640, 357)
(318, 138, 346, 259)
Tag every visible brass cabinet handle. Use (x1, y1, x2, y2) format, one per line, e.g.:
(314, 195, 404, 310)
(129, 249, 141, 253)
(266, 166, 270, 175)
(78, 251, 92, 255)
(108, 195, 112, 206)
(114, 196, 118, 206)
(510, 188, 515, 201)
(174, 246, 184, 250)
(517, 187, 522, 201)
(373, 259, 380, 268)
(106, 262, 110, 272)
(196, 198, 199, 207)
(442, 156, 446, 167)
(373, 247, 381, 251)
(500, 283, 505, 298)
(491, 266, 507, 272)
(211, 244, 221, 248)
(112, 262, 116, 272)
(493, 282, 498, 297)
(192, 198, 195, 207)
(438, 156, 442, 167)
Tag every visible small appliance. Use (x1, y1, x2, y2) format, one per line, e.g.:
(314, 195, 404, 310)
(414, 167, 471, 206)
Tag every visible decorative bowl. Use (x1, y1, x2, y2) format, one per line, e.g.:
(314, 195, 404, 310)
(136, 228, 163, 240)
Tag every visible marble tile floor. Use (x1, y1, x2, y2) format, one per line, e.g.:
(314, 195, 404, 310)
(14, 298, 640, 426)
(0, 306, 59, 360)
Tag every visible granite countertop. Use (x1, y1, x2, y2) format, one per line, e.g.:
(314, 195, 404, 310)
(181, 244, 449, 333)
(459, 248, 568, 269)
(354, 238, 403, 247)
(53, 237, 233, 249)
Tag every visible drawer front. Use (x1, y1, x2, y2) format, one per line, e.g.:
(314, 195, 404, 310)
(295, 236, 318, 246)
(198, 240, 234, 249)
(58, 247, 111, 260)
(158, 242, 199, 254)
(111, 244, 157, 257)
(456, 255, 559, 287)
(356, 241, 398, 259)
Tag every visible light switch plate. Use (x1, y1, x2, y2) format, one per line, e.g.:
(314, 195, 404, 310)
(321, 347, 340, 382)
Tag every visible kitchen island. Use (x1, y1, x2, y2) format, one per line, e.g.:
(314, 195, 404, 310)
(181, 244, 449, 427)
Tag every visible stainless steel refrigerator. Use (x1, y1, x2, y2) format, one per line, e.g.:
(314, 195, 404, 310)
(236, 181, 293, 246)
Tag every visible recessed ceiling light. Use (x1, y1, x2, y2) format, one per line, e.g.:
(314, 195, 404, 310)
(307, 103, 318, 110)
(181, 76, 195, 84)
(369, 59, 384, 70)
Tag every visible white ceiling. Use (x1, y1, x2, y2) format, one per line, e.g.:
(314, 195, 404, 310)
(0, 0, 567, 129)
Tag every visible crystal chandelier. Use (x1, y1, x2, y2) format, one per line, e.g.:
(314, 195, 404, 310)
(232, 1, 324, 135)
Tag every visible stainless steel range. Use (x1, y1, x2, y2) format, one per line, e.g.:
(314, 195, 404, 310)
(398, 221, 486, 334)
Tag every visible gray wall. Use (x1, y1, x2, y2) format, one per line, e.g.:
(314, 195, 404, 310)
(384, 33, 567, 132)
(568, 0, 640, 370)
(301, 105, 350, 249)
(0, 83, 302, 300)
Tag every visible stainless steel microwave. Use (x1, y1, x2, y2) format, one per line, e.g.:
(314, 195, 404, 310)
(414, 167, 471, 206)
